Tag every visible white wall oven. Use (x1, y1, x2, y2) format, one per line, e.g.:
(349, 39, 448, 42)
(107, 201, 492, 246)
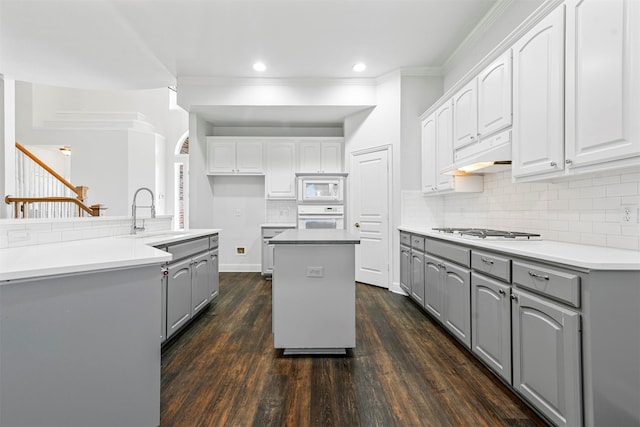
(297, 176, 344, 203)
(297, 205, 344, 229)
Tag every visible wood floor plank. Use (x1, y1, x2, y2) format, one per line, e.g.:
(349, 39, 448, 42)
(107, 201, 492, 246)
(161, 273, 548, 427)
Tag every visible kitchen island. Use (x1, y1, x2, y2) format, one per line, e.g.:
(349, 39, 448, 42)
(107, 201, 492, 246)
(0, 229, 219, 427)
(270, 229, 360, 354)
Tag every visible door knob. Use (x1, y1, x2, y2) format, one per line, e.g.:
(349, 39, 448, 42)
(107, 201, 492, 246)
(354, 223, 360, 228)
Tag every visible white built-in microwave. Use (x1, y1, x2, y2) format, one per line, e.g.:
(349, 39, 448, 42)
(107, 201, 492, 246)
(297, 176, 344, 203)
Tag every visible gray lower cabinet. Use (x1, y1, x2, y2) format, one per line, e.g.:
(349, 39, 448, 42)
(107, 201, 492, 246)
(163, 234, 220, 341)
(410, 246, 425, 305)
(512, 288, 582, 427)
(167, 257, 193, 338)
(424, 239, 471, 349)
(424, 254, 444, 321)
(399, 242, 411, 294)
(262, 226, 295, 276)
(471, 272, 511, 383)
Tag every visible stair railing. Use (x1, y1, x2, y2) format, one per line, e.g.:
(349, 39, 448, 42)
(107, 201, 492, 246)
(5, 142, 104, 218)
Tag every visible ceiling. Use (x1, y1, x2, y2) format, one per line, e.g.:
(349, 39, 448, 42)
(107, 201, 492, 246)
(0, 0, 501, 89)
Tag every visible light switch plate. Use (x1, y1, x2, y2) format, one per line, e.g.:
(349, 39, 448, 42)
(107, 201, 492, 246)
(306, 266, 324, 278)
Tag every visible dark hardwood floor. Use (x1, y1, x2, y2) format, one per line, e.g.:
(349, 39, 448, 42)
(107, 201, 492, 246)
(161, 272, 547, 427)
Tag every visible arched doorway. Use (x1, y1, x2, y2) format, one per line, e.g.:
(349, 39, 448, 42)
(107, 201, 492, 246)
(174, 131, 189, 230)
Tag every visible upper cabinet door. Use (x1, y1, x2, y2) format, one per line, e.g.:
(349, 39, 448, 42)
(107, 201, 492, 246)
(478, 50, 512, 137)
(512, 5, 565, 180)
(297, 140, 343, 173)
(320, 141, 343, 173)
(235, 141, 263, 174)
(564, 0, 640, 169)
(436, 101, 455, 190)
(452, 80, 478, 150)
(421, 114, 437, 193)
(207, 140, 236, 174)
(265, 141, 296, 199)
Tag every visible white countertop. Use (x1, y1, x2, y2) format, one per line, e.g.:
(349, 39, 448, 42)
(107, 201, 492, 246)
(0, 229, 220, 282)
(270, 229, 360, 245)
(260, 223, 296, 228)
(399, 226, 640, 270)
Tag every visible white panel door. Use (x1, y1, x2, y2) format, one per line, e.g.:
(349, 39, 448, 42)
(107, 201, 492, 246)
(350, 148, 390, 288)
(478, 50, 512, 137)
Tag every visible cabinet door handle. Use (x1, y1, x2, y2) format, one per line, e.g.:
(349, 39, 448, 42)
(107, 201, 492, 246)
(481, 257, 494, 265)
(498, 289, 506, 296)
(550, 161, 557, 167)
(528, 271, 550, 280)
(511, 294, 518, 302)
(355, 223, 361, 228)
(565, 159, 573, 164)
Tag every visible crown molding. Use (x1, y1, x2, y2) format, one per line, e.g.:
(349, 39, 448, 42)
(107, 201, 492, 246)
(177, 76, 378, 87)
(442, 0, 514, 71)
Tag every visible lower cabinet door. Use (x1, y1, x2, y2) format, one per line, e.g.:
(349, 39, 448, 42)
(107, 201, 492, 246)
(191, 252, 211, 314)
(209, 249, 219, 299)
(399, 246, 411, 294)
(442, 261, 471, 348)
(471, 272, 511, 383)
(410, 250, 425, 305)
(167, 258, 192, 338)
(512, 288, 582, 427)
(424, 254, 444, 322)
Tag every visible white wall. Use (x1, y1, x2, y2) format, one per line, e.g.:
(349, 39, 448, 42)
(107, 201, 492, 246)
(1, 78, 16, 219)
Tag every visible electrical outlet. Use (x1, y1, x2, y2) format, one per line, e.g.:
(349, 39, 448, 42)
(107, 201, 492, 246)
(306, 266, 324, 278)
(236, 247, 246, 255)
(621, 205, 639, 224)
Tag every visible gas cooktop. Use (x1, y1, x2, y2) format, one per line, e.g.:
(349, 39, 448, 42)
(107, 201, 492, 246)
(432, 227, 542, 240)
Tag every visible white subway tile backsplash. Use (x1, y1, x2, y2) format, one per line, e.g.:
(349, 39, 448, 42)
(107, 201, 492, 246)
(405, 169, 640, 250)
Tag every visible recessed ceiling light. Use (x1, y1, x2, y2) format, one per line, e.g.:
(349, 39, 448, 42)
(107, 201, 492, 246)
(253, 62, 266, 72)
(352, 63, 366, 72)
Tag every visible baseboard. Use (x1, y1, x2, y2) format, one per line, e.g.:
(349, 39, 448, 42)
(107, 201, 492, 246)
(220, 264, 261, 273)
(389, 281, 407, 296)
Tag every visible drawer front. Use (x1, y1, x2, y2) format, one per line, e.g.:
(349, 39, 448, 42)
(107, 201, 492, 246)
(472, 250, 511, 283)
(167, 237, 210, 261)
(512, 261, 581, 307)
(411, 235, 425, 251)
(210, 234, 219, 249)
(426, 238, 470, 267)
(400, 232, 411, 247)
(262, 228, 291, 239)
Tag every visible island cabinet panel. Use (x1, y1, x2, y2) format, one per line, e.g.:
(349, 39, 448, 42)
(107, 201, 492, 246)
(0, 266, 161, 427)
(512, 288, 582, 427)
(191, 251, 212, 314)
(272, 243, 356, 351)
(471, 272, 512, 383)
(167, 257, 193, 337)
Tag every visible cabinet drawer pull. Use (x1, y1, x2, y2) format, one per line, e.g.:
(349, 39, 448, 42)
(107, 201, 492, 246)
(528, 271, 550, 280)
(481, 257, 494, 265)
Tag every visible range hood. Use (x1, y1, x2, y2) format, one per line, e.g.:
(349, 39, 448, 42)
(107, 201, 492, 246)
(443, 130, 512, 175)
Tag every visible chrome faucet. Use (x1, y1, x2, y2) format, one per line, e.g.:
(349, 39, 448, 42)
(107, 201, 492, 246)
(131, 187, 156, 234)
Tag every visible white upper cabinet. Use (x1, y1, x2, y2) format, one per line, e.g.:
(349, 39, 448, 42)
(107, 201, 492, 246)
(512, 5, 565, 180)
(265, 141, 297, 199)
(421, 114, 438, 193)
(421, 101, 483, 195)
(452, 80, 478, 151)
(477, 51, 512, 137)
(451, 51, 512, 166)
(564, 0, 640, 170)
(206, 138, 264, 175)
(436, 101, 455, 191)
(297, 139, 343, 173)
